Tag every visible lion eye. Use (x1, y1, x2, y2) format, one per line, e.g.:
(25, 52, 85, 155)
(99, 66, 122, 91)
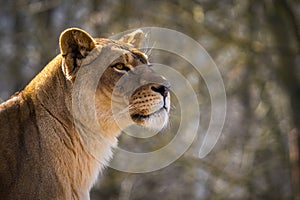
(113, 63, 130, 72)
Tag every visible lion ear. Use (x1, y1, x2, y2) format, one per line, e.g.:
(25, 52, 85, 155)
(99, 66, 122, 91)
(59, 28, 96, 81)
(118, 29, 145, 48)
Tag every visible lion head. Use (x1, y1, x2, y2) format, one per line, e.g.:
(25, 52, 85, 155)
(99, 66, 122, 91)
(59, 28, 170, 138)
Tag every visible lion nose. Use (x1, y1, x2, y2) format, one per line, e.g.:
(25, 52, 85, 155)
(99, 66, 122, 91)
(151, 85, 169, 98)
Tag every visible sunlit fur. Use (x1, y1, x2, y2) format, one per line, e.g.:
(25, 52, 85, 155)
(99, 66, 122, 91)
(0, 28, 170, 200)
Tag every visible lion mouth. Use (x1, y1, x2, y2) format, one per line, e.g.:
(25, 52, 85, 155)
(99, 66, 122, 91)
(131, 107, 167, 121)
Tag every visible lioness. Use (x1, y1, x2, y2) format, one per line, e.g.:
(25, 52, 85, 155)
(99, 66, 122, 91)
(0, 28, 170, 199)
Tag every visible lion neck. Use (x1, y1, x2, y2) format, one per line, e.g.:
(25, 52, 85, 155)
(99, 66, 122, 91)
(23, 55, 74, 126)
(22, 54, 119, 166)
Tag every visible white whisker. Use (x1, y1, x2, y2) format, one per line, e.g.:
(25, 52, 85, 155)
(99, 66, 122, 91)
(145, 41, 155, 57)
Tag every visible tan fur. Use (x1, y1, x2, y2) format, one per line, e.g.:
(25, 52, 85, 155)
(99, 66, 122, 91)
(0, 28, 170, 200)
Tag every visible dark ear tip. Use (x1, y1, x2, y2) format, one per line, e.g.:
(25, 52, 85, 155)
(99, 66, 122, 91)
(59, 27, 87, 45)
(59, 27, 86, 38)
(59, 28, 97, 81)
(59, 28, 96, 55)
(118, 29, 145, 48)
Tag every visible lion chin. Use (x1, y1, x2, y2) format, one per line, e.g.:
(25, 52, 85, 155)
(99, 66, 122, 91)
(132, 107, 169, 131)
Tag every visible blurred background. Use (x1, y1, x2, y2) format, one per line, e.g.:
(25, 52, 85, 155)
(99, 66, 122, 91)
(1, 0, 300, 199)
